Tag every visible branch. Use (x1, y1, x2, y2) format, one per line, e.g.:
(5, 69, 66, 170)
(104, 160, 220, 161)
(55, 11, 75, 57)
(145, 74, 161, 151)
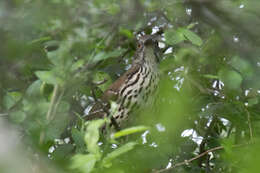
(153, 144, 247, 173)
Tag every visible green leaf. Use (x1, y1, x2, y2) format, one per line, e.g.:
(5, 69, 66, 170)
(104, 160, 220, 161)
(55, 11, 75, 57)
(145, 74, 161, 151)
(84, 119, 105, 155)
(92, 49, 126, 63)
(203, 74, 219, 79)
(52, 144, 74, 161)
(3, 91, 22, 109)
(218, 69, 243, 90)
(70, 154, 97, 173)
(26, 80, 42, 96)
(71, 59, 85, 71)
(45, 108, 69, 141)
(102, 142, 137, 168)
(187, 22, 198, 29)
(46, 40, 73, 67)
(111, 126, 149, 139)
(71, 128, 85, 153)
(30, 36, 52, 45)
(40, 82, 54, 100)
(35, 71, 63, 85)
(46, 51, 62, 66)
(44, 40, 60, 49)
(56, 101, 70, 113)
(165, 29, 186, 45)
(221, 137, 234, 155)
(230, 56, 253, 78)
(175, 46, 199, 63)
(92, 71, 112, 92)
(110, 101, 119, 115)
(92, 52, 106, 62)
(9, 111, 26, 123)
(181, 28, 203, 46)
(119, 28, 134, 38)
(247, 97, 258, 106)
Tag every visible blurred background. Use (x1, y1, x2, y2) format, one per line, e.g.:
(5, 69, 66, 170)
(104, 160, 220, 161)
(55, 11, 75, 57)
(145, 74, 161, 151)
(1, 0, 260, 172)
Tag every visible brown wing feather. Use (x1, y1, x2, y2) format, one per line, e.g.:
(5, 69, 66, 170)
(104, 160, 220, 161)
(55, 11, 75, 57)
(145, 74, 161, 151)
(102, 64, 141, 102)
(86, 64, 141, 121)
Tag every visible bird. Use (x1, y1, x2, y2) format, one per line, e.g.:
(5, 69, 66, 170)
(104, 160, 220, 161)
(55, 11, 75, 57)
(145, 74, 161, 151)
(85, 34, 161, 129)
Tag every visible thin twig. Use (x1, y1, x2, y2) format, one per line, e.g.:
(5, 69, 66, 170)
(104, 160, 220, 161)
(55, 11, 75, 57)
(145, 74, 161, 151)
(51, 88, 65, 121)
(153, 144, 247, 173)
(40, 84, 60, 145)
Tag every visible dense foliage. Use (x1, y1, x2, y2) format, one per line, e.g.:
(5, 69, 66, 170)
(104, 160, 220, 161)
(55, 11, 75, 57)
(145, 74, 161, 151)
(1, 0, 260, 173)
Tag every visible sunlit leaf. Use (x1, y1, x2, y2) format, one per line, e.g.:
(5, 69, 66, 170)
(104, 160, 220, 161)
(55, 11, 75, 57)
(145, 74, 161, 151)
(111, 126, 149, 139)
(84, 119, 105, 156)
(70, 154, 97, 173)
(203, 74, 219, 79)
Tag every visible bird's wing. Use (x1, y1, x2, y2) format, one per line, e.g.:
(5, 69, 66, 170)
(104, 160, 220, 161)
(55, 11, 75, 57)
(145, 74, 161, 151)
(102, 63, 141, 102)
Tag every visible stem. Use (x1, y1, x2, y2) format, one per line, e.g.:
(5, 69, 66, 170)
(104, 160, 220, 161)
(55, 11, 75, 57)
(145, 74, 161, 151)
(40, 84, 61, 144)
(46, 84, 59, 122)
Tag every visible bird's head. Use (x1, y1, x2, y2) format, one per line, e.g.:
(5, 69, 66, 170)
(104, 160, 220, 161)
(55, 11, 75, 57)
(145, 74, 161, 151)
(135, 34, 161, 64)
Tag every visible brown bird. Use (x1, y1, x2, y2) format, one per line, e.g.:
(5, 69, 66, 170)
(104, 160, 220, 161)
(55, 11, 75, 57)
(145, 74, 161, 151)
(86, 34, 161, 129)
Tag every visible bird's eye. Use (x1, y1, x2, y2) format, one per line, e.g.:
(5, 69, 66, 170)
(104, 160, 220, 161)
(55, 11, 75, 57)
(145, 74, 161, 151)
(137, 43, 142, 48)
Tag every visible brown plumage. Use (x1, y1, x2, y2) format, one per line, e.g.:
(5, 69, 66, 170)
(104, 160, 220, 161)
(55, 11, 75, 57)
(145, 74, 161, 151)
(85, 34, 161, 128)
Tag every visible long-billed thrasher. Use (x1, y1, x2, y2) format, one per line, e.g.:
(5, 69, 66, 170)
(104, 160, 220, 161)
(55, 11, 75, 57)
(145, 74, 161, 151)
(86, 34, 161, 129)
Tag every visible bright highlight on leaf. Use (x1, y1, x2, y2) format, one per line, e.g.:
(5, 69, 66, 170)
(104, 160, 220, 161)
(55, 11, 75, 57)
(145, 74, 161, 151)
(111, 125, 149, 139)
(84, 119, 105, 155)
